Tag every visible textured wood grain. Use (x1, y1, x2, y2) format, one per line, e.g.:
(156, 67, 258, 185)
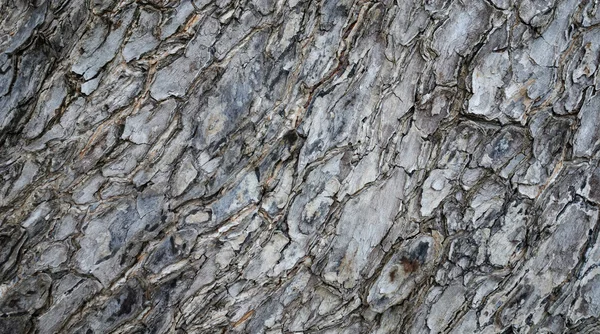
(1, 0, 600, 333)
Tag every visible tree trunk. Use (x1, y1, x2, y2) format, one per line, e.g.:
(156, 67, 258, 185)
(1, 0, 600, 333)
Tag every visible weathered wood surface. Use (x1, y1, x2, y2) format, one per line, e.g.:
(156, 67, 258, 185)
(1, 0, 600, 333)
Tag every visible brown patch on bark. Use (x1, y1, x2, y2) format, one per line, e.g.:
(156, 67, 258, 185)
(232, 310, 255, 328)
(400, 257, 420, 273)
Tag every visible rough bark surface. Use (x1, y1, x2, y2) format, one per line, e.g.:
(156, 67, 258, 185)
(2, 0, 600, 333)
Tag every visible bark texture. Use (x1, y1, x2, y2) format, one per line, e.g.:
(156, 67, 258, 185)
(1, 0, 600, 333)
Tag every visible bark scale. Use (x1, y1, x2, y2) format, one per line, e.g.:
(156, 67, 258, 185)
(1, 0, 600, 333)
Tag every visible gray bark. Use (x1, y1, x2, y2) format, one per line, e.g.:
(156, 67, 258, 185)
(1, 0, 600, 333)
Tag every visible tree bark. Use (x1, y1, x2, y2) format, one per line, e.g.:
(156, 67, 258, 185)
(1, 0, 600, 333)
